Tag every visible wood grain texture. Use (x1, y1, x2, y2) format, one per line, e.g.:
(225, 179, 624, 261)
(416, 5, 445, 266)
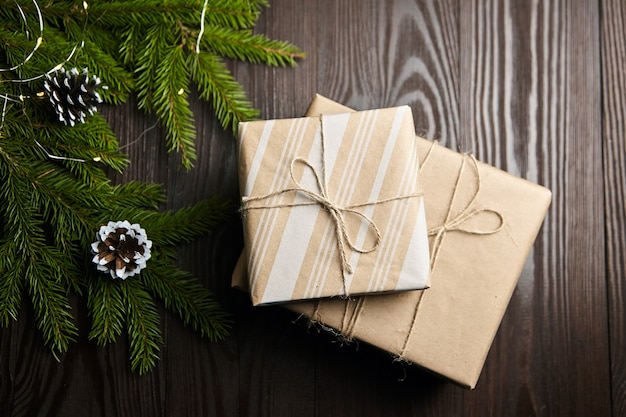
(0, 0, 620, 415)
(601, 0, 626, 415)
(460, 1, 610, 417)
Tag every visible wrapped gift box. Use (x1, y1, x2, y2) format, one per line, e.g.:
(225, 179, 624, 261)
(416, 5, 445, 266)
(233, 95, 551, 388)
(238, 106, 430, 306)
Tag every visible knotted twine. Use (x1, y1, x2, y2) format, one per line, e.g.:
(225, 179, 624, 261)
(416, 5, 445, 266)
(240, 115, 423, 297)
(310, 141, 506, 360)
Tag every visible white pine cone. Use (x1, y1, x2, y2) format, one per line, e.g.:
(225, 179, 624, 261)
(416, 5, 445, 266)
(91, 220, 152, 280)
(43, 67, 108, 126)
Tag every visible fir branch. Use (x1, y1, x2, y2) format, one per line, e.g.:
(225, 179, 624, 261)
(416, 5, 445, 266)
(2, 159, 85, 290)
(95, 0, 270, 31)
(2, 0, 304, 166)
(60, 156, 125, 186)
(25, 249, 79, 355)
(60, 19, 135, 104)
(0, 167, 44, 245)
(100, 196, 230, 246)
(36, 244, 82, 294)
(119, 25, 142, 66)
(188, 51, 259, 133)
(0, 245, 24, 326)
(13, 105, 129, 178)
(4, 25, 74, 81)
(47, 113, 129, 173)
(109, 182, 166, 210)
(8, 0, 87, 26)
(199, 26, 304, 66)
(142, 262, 230, 341)
(75, 42, 134, 105)
(151, 45, 196, 168)
(134, 23, 174, 113)
(25, 162, 111, 245)
(201, 0, 266, 30)
(87, 278, 126, 345)
(123, 280, 163, 374)
(85, 1, 198, 26)
(144, 196, 231, 245)
(36, 174, 93, 251)
(0, 0, 303, 372)
(0, 104, 231, 376)
(0, 28, 25, 57)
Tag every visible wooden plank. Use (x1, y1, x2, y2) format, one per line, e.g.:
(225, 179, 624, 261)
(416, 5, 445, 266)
(312, 0, 460, 146)
(0, 304, 166, 416)
(459, 0, 611, 415)
(601, 0, 626, 415)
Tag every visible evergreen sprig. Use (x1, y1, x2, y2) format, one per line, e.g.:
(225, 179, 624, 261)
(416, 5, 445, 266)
(0, 0, 304, 168)
(85, 196, 231, 373)
(0, 96, 233, 371)
(0, 1, 287, 373)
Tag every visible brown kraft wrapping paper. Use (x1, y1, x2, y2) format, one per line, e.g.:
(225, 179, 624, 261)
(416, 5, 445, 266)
(238, 106, 430, 306)
(233, 95, 552, 388)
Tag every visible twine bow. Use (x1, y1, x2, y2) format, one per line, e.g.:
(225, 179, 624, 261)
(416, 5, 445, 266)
(241, 156, 385, 275)
(311, 142, 508, 360)
(396, 145, 505, 358)
(241, 115, 422, 295)
(425, 152, 505, 270)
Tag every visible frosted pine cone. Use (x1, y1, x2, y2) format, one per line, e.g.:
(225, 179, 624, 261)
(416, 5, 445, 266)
(44, 67, 108, 126)
(91, 220, 152, 280)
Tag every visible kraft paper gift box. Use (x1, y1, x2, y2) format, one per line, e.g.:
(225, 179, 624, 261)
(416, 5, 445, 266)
(233, 95, 551, 388)
(238, 106, 430, 306)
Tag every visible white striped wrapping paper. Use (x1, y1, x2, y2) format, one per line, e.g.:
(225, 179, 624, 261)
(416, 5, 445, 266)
(238, 107, 430, 305)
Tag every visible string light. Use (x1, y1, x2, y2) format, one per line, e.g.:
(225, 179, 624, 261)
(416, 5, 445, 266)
(1, 0, 89, 83)
(8, 40, 85, 84)
(0, 1, 98, 163)
(0, 0, 44, 73)
(34, 140, 88, 163)
(0, 93, 29, 130)
(118, 122, 159, 151)
(196, 0, 209, 54)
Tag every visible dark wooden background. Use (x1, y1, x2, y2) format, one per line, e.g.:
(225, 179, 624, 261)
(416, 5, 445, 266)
(1, 0, 624, 415)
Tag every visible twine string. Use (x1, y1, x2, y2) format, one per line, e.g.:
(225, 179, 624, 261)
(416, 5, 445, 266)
(311, 141, 506, 359)
(426, 153, 505, 270)
(241, 157, 387, 276)
(397, 145, 505, 358)
(343, 297, 366, 341)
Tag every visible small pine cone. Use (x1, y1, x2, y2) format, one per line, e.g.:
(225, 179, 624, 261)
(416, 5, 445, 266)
(43, 67, 108, 126)
(91, 220, 152, 280)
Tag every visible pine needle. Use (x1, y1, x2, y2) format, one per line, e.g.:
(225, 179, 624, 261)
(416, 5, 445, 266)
(123, 280, 163, 374)
(0, 0, 304, 167)
(87, 279, 126, 345)
(0, 0, 301, 373)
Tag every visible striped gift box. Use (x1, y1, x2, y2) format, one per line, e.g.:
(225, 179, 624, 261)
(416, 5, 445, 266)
(237, 106, 430, 306)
